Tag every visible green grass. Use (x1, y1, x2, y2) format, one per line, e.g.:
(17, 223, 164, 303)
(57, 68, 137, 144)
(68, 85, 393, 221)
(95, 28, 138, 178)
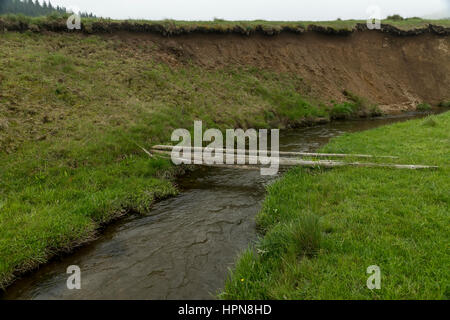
(416, 103, 432, 111)
(222, 112, 450, 300)
(330, 102, 357, 119)
(438, 101, 450, 108)
(329, 90, 382, 119)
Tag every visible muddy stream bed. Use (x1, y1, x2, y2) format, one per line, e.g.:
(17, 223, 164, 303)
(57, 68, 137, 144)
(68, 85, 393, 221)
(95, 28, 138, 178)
(1, 114, 427, 299)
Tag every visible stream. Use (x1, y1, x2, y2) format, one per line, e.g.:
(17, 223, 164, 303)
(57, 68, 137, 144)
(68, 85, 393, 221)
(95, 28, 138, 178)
(1, 113, 426, 300)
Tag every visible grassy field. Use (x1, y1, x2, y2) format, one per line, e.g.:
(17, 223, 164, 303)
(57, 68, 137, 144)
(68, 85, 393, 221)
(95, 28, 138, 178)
(1, 14, 449, 35)
(222, 112, 449, 299)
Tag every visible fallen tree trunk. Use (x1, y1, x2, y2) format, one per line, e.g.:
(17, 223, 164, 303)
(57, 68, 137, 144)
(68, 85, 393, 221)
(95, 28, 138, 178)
(151, 145, 398, 159)
(149, 149, 438, 170)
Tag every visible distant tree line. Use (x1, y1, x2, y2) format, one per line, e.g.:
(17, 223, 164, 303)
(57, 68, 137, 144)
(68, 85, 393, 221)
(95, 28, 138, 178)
(0, 0, 96, 18)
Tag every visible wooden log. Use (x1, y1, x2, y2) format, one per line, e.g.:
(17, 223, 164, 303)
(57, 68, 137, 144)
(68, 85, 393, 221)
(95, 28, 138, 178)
(151, 145, 398, 159)
(150, 150, 438, 170)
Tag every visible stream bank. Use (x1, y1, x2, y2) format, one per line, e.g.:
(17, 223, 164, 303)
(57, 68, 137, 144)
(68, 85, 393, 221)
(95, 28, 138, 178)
(1, 113, 429, 300)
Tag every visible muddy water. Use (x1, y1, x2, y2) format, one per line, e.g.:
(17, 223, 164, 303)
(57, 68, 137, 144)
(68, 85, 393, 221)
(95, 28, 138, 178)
(2, 114, 425, 300)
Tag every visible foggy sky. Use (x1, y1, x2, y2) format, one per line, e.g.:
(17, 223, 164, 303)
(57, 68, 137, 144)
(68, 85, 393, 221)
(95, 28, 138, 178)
(43, 0, 449, 20)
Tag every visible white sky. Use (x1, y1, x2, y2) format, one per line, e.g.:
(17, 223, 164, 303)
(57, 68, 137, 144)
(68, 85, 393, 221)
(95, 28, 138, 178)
(44, 0, 450, 20)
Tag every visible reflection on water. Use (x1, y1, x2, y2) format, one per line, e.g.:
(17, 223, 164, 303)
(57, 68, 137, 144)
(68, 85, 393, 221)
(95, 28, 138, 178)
(1, 113, 426, 300)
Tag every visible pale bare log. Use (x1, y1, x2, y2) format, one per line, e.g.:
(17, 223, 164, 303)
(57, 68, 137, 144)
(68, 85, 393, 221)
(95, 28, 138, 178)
(151, 145, 398, 159)
(149, 149, 438, 170)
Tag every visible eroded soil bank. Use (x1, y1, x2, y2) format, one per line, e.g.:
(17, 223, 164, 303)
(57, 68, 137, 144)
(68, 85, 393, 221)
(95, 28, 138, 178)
(112, 31, 450, 110)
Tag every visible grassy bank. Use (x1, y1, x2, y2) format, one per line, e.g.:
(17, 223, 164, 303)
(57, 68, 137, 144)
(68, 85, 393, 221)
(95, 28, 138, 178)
(222, 112, 449, 299)
(0, 31, 373, 287)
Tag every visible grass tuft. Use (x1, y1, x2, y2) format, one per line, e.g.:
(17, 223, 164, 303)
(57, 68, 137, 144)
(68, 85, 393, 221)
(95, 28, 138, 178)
(416, 103, 432, 111)
(421, 115, 439, 127)
(438, 101, 450, 108)
(386, 14, 404, 21)
(329, 90, 380, 119)
(290, 213, 322, 257)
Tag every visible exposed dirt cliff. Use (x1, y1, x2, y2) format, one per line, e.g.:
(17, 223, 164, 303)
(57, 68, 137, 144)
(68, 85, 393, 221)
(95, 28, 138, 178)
(112, 30, 449, 112)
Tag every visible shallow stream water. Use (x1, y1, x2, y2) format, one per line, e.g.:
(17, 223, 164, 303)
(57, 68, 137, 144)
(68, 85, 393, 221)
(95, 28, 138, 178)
(1, 114, 426, 300)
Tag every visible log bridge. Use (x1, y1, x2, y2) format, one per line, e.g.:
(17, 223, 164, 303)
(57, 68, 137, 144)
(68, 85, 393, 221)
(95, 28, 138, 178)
(144, 145, 439, 170)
